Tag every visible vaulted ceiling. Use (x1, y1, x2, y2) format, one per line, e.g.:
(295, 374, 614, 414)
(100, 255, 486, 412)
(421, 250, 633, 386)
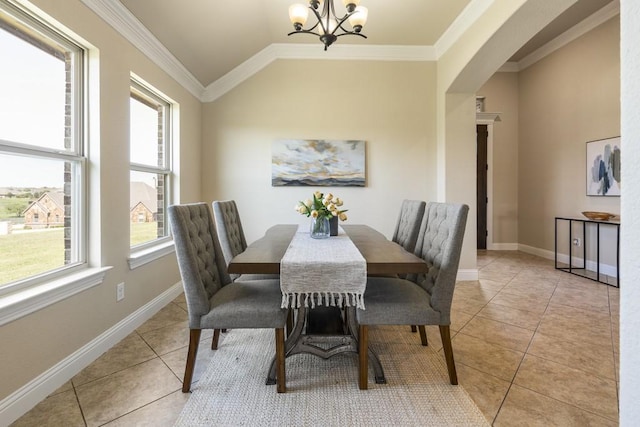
(118, 0, 472, 86)
(89, 0, 616, 99)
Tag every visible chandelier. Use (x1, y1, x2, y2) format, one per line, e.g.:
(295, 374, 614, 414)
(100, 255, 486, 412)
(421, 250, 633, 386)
(288, 0, 368, 50)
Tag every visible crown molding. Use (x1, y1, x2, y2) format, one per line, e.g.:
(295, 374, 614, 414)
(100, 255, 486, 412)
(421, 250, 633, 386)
(79, 0, 619, 102)
(80, 0, 205, 99)
(201, 43, 436, 102)
(434, 0, 494, 59)
(498, 62, 520, 73)
(477, 112, 502, 123)
(201, 45, 279, 103)
(516, 0, 620, 71)
(79, 0, 438, 103)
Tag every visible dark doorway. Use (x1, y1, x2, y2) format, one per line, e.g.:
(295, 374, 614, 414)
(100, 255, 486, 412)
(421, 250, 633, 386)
(477, 125, 488, 249)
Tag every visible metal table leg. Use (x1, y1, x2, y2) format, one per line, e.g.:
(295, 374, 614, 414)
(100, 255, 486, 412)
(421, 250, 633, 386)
(266, 305, 386, 385)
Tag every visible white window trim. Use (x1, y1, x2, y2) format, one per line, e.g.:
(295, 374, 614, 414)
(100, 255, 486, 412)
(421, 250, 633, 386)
(128, 77, 174, 259)
(128, 239, 175, 270)
(0, 267, 111, 326)
(0, 2, 109, 324)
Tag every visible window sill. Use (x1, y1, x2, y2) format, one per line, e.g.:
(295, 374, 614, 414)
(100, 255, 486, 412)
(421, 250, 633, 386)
(0, 267, 112, 326)
(128, 240, 175, 270)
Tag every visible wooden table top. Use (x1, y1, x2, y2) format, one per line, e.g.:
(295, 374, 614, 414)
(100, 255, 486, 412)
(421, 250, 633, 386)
(228, 224, 428, 275)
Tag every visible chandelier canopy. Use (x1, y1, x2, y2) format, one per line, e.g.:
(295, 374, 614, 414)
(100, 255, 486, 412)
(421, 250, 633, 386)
(288, 0, 368, 50)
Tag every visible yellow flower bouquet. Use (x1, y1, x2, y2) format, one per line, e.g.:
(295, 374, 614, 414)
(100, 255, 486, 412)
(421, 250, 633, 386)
(295, 191, 348, 238)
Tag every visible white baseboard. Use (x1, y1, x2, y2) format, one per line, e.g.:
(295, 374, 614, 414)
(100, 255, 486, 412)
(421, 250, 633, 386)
(0, 282, 183, 426)
(518, 244, 618, 278)
(487, 243, 519, 250)
(457, 269, 479, 281)
(518, 244, 554, 259)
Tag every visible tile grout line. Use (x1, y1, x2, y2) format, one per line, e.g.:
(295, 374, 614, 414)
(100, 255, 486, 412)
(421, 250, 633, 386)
(71, 382, 88, 427)
(491, 261, 619, 424)
(483, 254, 535, 425)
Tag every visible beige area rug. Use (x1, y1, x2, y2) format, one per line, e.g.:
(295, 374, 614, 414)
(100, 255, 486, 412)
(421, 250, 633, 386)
(175, 325, 489, 426)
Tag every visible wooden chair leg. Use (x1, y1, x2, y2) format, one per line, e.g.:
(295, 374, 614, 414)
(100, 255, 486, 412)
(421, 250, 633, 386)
(359, 324, 368, 390)
(418, 325, 428, 346)
(275, 328, 286, 393)
(183, 329, 201, 392)
(410, 325, 417, 332)
(211, 329, 220, 350)
(439, 325, 458, 385)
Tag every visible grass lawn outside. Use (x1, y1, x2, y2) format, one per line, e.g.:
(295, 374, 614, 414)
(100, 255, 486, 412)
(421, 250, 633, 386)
(131, 221, 160, 246)
(0, 222, 161, 286)
(0, 228, 65, 285)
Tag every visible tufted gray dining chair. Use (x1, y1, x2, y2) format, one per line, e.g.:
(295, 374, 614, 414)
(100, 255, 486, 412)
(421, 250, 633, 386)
(213, 200, 279, 282)
(356, 202, 469, 389)
(390, 199, 428, 341)
(169, 203, 288, 393)
(392, 199, 426, 254)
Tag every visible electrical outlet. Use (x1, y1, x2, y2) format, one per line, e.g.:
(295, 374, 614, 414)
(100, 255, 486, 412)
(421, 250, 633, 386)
(572, 237, 581, 247)
(116, 282, 125, 301)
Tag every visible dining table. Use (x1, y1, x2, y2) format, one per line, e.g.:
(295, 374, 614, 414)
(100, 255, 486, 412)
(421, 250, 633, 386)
(228, 223, 429, 388)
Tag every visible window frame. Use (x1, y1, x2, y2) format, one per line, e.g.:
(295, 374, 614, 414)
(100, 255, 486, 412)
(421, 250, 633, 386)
(0, 1, 110, 326)
(128, 77, 174, 265)
(0, 1, 89, 296)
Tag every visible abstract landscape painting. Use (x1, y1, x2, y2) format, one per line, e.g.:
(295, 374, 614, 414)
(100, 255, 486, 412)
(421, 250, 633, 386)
(586, 136, 621, 196)
(272, 139, 365, 187)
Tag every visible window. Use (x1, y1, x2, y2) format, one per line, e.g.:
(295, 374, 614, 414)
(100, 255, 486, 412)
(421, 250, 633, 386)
(0, 2, 86, 289)
(129, 80, 172, 248)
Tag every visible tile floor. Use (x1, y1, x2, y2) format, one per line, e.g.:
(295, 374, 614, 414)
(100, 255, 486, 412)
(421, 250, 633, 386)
(11, 250, 619, 426)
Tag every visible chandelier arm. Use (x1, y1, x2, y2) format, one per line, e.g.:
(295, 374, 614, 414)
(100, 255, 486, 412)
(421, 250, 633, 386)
(288, 28, 322, 37)
(311, 4, 327, 35)
(334, 32, 367, 40)
(332, 13, 355, 36)
(326, 0, 337, 20)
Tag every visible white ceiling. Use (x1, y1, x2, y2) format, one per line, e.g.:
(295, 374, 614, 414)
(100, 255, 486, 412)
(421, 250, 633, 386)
(108, 0, 615, 92)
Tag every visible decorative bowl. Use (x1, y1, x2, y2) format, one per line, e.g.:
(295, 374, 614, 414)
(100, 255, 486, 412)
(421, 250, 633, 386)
(581, 211, 616, 221)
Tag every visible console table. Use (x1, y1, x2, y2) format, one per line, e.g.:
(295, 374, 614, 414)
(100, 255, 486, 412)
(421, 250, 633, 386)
(554, 217, 620, 287)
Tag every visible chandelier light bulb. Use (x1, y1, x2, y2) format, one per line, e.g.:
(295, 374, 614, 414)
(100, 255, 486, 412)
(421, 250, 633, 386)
(342, 0, 360, 13)
(348, 6, 367, 32)
(289, 3, 309, 30)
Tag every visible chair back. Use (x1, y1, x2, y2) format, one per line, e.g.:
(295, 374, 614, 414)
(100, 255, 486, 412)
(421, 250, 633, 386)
(411, 202, 468, 323)
(169, 203, 231, 326)
(391, 199, 426, 253)
(212, 200, 248, 280)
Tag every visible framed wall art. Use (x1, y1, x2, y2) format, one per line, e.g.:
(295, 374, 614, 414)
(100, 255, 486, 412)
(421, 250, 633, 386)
(271, 139, 366, 187)
(586, 136, 621, 196)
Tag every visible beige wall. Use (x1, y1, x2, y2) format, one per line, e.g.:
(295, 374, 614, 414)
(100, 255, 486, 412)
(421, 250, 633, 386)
(518, 17, 620, 254)
(0, 0, 202, 400)
(433, 0, 576, 271)
(202, 59, 438, 243)
(478, 73, 520, 245)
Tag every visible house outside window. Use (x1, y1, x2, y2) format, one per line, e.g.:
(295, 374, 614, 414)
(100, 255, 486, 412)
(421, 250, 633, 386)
(129, 79, 172, 248)
(0, 2, 86, 288)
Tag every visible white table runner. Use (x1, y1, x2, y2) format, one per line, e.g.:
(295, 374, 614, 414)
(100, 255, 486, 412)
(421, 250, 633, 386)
(280, 225, 367, 309)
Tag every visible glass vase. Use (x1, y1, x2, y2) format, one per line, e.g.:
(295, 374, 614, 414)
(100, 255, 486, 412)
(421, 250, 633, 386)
(310, 216, 330, 239)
